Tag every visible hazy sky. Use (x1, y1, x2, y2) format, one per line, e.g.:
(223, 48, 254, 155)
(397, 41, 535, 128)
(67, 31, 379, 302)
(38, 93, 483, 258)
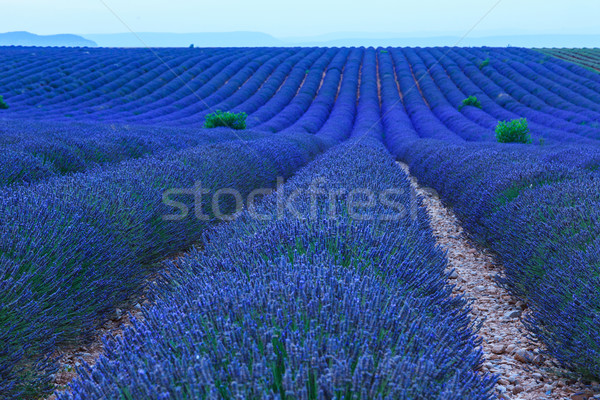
(1, 0, 599, 37)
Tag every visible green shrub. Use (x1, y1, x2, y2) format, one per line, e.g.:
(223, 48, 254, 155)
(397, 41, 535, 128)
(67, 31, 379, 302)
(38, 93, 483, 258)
(495, 118, 532, 144)
(479, 58, 490, 69)
(203, 110, 247, 130)
(458, 95, 482, 111)
(0, 95, 8, 109)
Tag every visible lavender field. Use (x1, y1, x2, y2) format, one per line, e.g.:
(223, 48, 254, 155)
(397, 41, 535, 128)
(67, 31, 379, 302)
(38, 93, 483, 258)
(539, 47, 600, 73)
(1, 46, 600, 399)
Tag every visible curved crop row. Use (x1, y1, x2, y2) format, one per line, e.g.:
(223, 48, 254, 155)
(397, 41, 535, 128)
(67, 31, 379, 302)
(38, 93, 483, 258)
(0, 121, 271, 187)
(349, 47, 383, 139)
(392, 139, 600, 379)
(314, 48, 362, 141)
(122, 50, 276, 123)
(418, 47, 568, 143)
(3, 46, 597, 141)
(249, 48, 335, 130)
(377, 48, 419, 150)
(159, 49, 302, 126)
(538, 48, 600, 73)
(277, 48, 351, 135)
(255, 48, 344, 132)
(402, 48, 495, 141)
(387, 49, 463, 141)
(495, 49, 600, 115)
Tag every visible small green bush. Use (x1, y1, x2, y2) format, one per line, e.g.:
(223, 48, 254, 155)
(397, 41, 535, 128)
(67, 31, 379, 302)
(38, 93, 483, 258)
(204, 110, 247, 130)
(479, 58, 490, 69)
(495, 118, 532, 144)
(459, 95, 482, 111)
(0, 95, 8, 109)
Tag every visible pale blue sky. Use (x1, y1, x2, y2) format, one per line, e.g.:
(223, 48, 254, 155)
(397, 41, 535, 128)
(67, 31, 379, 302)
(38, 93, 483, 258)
(1, 0, 599, 37)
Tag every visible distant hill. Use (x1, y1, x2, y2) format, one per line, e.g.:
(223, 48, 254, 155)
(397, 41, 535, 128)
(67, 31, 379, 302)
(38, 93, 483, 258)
(3, 31, 597, 48)
(82, 31, 600, 48)
(85, 31, 283, 48)
(0, 31, 97, 47)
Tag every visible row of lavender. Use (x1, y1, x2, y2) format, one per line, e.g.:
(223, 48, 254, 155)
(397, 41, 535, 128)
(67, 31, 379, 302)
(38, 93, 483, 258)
(52, 46, 499, 399)
(1, 47, 249, 122)
(1, 44, 495, 398)
(59, 138, 496, 400)
(380, 47, 600, 378)
(398, 140, 600, 378)
(291, 45, 599, 147)
(0, 121, 273, 187)
(1, 133, 336, 399)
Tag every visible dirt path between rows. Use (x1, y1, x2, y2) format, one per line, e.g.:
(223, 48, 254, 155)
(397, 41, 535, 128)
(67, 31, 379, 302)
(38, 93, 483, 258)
(398, 161, 600, 400)
(46, 311, 143, 399)
(45, 244, 202, 400)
